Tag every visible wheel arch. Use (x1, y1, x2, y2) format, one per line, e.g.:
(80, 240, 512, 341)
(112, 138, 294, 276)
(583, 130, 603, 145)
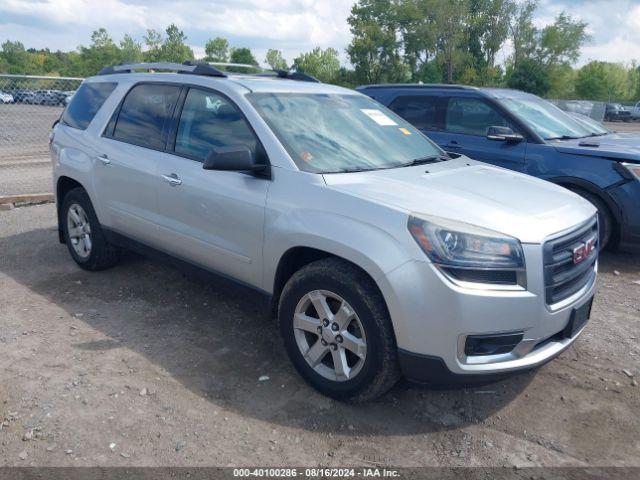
(270, 246, 394, 336)
(55, 176, 86, 243)
(551, 176, 622, 245)
(550, 176, 621, 222)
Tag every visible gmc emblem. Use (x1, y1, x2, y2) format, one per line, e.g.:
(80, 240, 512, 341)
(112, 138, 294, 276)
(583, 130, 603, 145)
(573, 236, 597, 264)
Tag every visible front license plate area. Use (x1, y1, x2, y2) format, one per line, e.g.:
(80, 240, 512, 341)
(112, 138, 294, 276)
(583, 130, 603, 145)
(563, 296, 593, 338)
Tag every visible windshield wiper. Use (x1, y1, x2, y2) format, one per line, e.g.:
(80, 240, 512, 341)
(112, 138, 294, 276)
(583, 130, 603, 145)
(396, 154, 450, 168)
(546, 135, 580, 141)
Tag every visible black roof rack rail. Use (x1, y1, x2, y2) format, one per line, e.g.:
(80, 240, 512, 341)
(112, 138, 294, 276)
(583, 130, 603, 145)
(273, 69, 321, 83)
(207, 62, 321, 83)
(97, 61, 226, 78)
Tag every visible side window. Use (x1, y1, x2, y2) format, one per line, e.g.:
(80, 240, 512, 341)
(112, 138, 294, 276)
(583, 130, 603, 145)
(388, 95, 441, 131)
(112, 84, 180, 150)
(174, 88, 262, 162)
(445, 97, 515, 136)
(62, 82, 117, 130)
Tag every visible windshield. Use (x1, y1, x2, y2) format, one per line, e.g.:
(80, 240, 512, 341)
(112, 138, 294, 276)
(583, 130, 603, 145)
(568, 113, 610, 135)
(248, 92, 443, 173)
(497, 96, 592, 140)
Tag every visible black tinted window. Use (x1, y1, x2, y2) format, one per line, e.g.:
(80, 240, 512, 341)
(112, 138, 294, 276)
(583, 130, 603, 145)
(389, 95, 440, 131)
(175, 88, 261, 161)
(445, 97, 514, 136)
(62, 82, 116, 130)
(113, 84, 180, 150)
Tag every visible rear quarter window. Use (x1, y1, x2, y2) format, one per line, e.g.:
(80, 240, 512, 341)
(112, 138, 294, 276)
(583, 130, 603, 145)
(62, 82, 117, 130)
(388, 95, 441, 131)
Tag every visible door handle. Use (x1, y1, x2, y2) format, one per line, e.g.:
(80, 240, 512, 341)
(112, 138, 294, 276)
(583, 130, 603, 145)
(444, 142, 461, 149)
(161, 173, 182, 186)
(97, 154, 111, 165)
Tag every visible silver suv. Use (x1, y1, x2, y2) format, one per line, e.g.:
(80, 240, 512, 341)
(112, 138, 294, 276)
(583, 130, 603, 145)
(51, 62, 598, 401)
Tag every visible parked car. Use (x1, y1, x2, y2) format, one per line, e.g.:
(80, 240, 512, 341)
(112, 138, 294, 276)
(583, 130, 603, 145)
(12, 89, 35, 103)
(359, 84, 640, 251)
(52, 63, 598, 401)
(0, 91, 14, 103)
(604, 103, 631, 122)
(629, 101, 640, 120)
(31, 89, 66, 106)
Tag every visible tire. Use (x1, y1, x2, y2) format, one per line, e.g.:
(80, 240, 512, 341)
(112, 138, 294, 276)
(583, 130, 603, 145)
(278, 258, 400, 402)
(570, 188, 614, 250)
(61, 187, 119, 271)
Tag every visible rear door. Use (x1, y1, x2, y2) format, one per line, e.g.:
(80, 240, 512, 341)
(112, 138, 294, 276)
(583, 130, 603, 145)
(154, 86, 270, 287)
(95, 83, 181, 245)
(439, 96, 527, 171)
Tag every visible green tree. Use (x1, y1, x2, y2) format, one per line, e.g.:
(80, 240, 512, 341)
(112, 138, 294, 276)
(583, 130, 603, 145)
(467, 0, 515, 68)
(347, 0, 406, 84)
(205, 37, 229, 62)
(508, 0, 537, 66)
(143, 29, 164, 62)
(397, 0, 438, 80)
(293, 47, 340, 83)
(265, 48, 288, 70)
(161, 24, 194, 62)
(507, 58, 550, 95)
(575, 61, 633, 102)
(538, 12, 588, 67)
(119, 34, 143, 63)
(433, 0, 468, 83)
(229, 47, 258, 65)
(78, 28, 120, 75)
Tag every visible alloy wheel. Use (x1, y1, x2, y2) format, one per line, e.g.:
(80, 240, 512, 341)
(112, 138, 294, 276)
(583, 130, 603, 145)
(66, 203, 92, 258)
(293, 290, 367, 382)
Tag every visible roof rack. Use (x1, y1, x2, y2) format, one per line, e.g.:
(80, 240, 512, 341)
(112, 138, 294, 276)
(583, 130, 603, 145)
(209, 62, 320, 83)
(97, 61, 226, 78)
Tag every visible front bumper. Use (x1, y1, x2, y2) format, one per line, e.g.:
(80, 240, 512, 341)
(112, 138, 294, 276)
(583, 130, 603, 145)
(379, 242, 596, 379)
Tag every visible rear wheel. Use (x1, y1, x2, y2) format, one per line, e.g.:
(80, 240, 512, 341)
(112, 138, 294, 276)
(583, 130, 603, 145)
(61, 187, 119, 271)
(279, 258, 400, 402)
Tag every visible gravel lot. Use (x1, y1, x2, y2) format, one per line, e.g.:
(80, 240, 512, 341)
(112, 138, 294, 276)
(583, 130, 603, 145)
(0, 203, 638, 467)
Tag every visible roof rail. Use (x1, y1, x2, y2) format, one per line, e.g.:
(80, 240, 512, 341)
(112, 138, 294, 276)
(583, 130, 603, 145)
(273, 69, 320, 83)
(208, 62, 320, 83)
(97, 61, 226, 78)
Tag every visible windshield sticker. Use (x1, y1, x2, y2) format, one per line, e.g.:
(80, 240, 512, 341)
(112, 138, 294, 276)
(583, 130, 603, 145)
(399, 127, 412, 135)
(360, 109, 398, 126)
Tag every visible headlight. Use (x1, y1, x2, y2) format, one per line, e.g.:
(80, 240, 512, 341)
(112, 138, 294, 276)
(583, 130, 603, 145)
(621, 162, 640, 181)
(408, 215, 525, 287)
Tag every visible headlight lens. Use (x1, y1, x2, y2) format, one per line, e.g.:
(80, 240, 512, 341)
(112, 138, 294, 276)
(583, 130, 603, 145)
(408, 215, 525, 270)
(621, 162, 640, 181)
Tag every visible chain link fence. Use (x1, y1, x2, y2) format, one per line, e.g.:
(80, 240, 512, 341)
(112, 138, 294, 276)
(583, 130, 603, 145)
(0, 74, 83, 162)
(549, 99, 606, 122)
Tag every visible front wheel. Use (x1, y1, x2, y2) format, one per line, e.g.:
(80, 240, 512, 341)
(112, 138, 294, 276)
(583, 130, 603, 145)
(278, 258, 400, 402)
(570, 188, 614, 250)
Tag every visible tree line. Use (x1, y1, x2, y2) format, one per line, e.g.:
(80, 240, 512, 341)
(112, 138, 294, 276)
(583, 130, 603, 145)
(2, 0, 640, 102)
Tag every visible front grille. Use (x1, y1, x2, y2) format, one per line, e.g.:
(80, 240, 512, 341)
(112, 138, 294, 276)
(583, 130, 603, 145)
(543, 217, 598, 305)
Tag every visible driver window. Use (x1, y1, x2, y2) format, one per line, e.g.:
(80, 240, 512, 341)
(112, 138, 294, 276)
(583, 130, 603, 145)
(445, 97, 515, 136)
(175, 88, 261, 162)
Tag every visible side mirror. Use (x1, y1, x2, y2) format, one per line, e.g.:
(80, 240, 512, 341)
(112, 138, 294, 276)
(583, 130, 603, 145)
(203, 146, 256, 171)
(486, 126, 524, 143)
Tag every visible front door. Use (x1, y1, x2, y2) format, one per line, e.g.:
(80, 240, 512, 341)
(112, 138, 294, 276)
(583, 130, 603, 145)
(438, 96, 527, 172)
(154, 87, 270, 287)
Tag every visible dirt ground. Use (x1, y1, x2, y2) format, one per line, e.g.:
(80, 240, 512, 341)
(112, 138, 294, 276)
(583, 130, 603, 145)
(0, 203, 639, 468)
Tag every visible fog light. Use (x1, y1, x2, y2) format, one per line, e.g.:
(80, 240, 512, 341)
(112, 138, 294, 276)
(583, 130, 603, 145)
(464, 333, 523, 356)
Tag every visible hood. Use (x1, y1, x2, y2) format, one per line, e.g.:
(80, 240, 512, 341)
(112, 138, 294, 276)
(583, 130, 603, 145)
(550, 134, 640, 162)
(322, 157, 596, 244)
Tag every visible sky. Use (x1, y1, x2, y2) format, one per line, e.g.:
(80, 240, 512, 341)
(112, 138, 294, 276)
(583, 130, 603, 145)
(1, 0, 640, 68)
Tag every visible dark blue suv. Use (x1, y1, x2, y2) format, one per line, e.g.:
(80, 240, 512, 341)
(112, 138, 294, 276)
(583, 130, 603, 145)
(358, 84, 640, 251)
